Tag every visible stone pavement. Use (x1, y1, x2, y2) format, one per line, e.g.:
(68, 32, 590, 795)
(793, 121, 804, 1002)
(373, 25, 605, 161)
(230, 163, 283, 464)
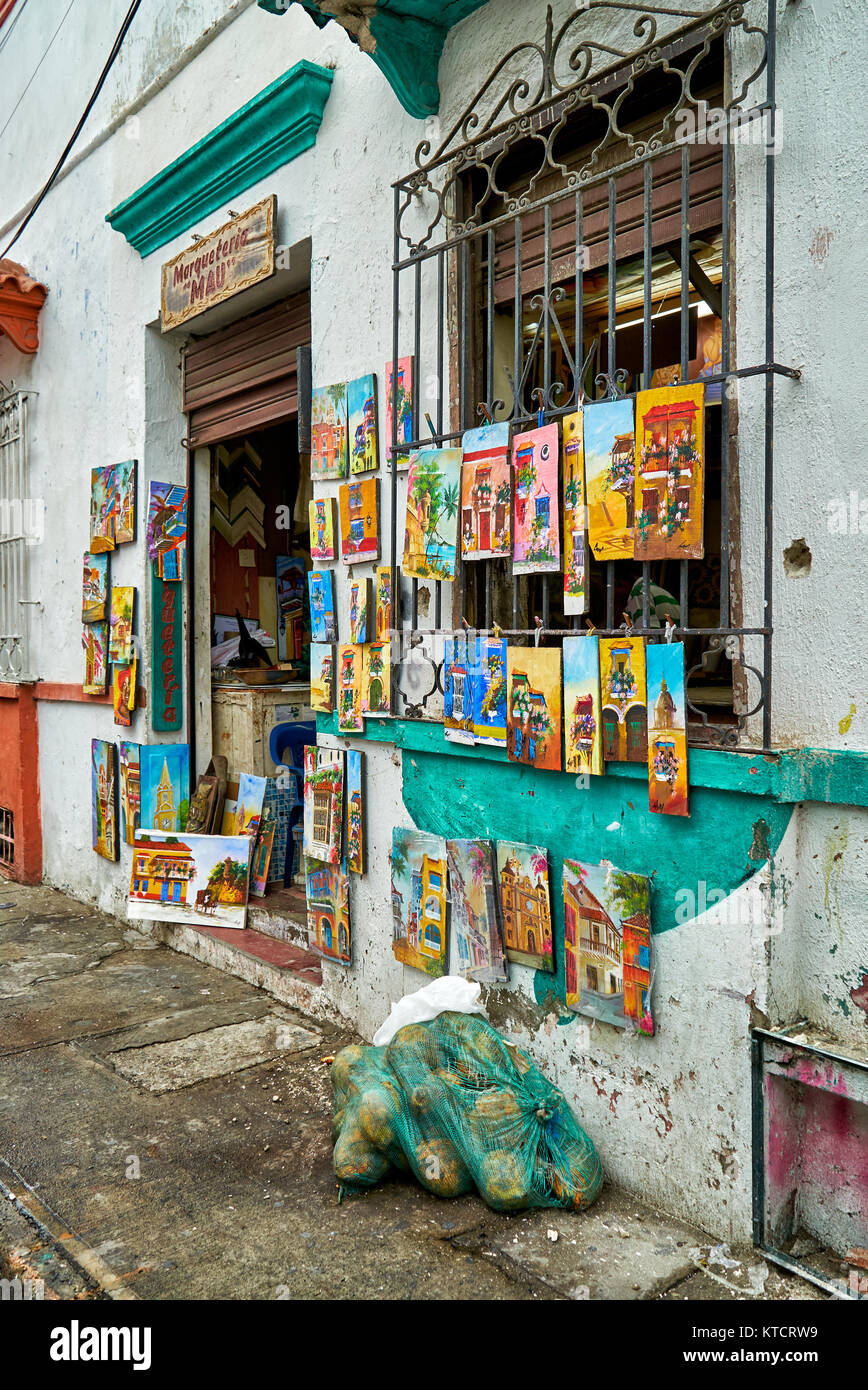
(0, 882, 829, 1302)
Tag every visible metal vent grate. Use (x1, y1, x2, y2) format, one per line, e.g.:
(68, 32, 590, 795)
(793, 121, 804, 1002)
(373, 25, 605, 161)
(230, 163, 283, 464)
(0, 807, 14, 865)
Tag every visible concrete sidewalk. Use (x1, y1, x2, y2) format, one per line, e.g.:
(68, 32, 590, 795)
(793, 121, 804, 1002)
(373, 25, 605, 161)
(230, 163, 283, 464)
(0, 882, 827, 1301)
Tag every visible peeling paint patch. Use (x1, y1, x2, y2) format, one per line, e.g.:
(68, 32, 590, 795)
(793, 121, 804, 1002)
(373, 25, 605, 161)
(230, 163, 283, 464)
(839, 703, 856, 735)
(809, 226, 833, 264)
(749, 818, 772, 862)
(782, 537, 811, 577)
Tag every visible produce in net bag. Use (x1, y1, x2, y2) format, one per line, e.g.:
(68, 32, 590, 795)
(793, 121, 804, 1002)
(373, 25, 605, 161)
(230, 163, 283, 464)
(331, 1012, 603, 1213)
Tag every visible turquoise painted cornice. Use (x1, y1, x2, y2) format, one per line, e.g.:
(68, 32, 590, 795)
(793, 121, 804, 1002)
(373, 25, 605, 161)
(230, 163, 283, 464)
(258, 1, 489, 118)
(106, 60, 334, 257)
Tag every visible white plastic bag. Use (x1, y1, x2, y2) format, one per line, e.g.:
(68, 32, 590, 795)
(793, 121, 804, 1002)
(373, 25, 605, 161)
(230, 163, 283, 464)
(372, 976, 487, 1047)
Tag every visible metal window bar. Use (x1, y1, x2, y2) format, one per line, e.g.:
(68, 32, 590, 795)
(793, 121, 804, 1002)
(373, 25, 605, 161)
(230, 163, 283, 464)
(0, 807, 13, 866)
(0, 385, 34, 682)
(389, 0, 798, 751)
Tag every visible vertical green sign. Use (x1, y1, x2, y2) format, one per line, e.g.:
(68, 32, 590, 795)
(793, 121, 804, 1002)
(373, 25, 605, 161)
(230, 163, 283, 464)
(151, 569, 183, 732)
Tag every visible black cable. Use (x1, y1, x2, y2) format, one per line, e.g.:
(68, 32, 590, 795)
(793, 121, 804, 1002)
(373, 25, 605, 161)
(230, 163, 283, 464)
(1, 0, 142, 259)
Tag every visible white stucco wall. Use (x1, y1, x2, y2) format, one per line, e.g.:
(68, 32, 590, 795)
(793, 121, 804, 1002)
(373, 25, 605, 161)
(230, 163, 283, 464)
(0, 0, 865, 1248)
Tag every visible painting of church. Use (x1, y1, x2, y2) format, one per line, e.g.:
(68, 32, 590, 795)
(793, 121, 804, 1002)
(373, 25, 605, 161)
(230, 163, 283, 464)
(139, 743, 190, 834)
(495, 841, 553, 971)
(646, 640, 689, 817)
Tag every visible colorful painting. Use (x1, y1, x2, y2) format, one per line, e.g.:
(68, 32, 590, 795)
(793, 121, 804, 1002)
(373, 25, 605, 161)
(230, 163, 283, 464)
(109, 586, 135, 663)
(391, 826, 448, 977)
(235, 773, 267, 838)
(385, 357, 414, 467)
(128, 831, 252, 930)
(348, 373, 379, 475)
(375, 565, 393, 638)
(90, 467, 118, 553)
(112, 652, 137, 727)
(82, 553, 108, 623)
(584, 398, 636, 560)
(115, 459, 136, 545)
(308, 569, 337, 643)
(562, 411, 587, 615)
(312, 383, 348, 481)
(346, 750, 364, 875)
(646, 640, 689, 816)
(506, 646, 562, 771)
(496, 841, 553, 971)
(361, 639, 391, 715)
(599, 636, 647, 763)
(306, 856, 351, 965)
(563, 635, 604, 777)
(339, 477, 379, 564)
(147, 482, 188, 581)
(444, 635, 507, 748)
(139, 742, 190, 834)
(337, 644, 364, 733)
(82, 622, 108, 694)
(310, 642, 334, 713)
(119, 741, 141, 847)
(512, 423, 560, 574)
(277, 556, 305, 660)
(303, 745, 344, 865)
(250, 801, 277, 897)
(348, 576, 371, 644)
(460, 422, 511, 559)
(403, 448, 462, 580)
(308, 496, 337, 562)
(563, 859, 654, 1033)
(634, 383, 705, 560)
(447, 839, 507, 983)
(91, 739, 118, 861)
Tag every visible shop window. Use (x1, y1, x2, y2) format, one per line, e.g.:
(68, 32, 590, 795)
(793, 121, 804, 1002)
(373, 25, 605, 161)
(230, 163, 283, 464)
(389, 3, 793, 751)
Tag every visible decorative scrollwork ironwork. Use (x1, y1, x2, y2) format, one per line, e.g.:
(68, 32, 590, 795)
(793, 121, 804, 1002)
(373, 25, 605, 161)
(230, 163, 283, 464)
(395, 0, 769, 255)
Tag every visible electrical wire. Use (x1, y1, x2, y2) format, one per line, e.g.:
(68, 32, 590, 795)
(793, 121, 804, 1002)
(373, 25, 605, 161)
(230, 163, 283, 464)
(0, 0, 79, 145)
(1, 0, 142, 259)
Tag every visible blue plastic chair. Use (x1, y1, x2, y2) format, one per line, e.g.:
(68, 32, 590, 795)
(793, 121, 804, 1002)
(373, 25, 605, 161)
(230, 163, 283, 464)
(268, 720, 316, 884)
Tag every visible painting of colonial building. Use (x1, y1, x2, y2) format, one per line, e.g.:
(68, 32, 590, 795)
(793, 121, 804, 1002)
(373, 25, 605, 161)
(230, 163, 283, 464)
(584, 397, 636, 560)
(512, 423, 560, 574)
(311, 383, 348, 480)
(634, 383, 705, 560)
(306, 857, 351, 965)
(391, 827, 448, 977)
(303, 746, 344, 865)
(128, 830, 252, 930)
(339, 477, 380, 563)
(563, 858, 654, 1033)
(496, 841, 553, 971)
(562, 411, 587, 615)
(447, 839, 507, 983)
(563, 634, 604, 776)
(460, 422, 510, 559)
(599, 636, 648, 763)
(506, 647, 562, 771)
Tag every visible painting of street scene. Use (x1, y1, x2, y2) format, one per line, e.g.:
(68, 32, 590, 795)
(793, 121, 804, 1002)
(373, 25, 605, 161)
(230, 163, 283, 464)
(563, 634, 604, 777)
(506, 646, 562, 771)
(348, 373, 379, 475)
(391, 826, 448, 977)
(563, 859, 654, 1033)
(303, 746, 344, 866)
(147, 481, 188, 581)
(128, 831, 252, 930)
(306, 856, 351, 965)
(445, 635, 507, 748)
(91, 738, 118, 861)
(403, 448, 462, 580)
(82, 552, 108, 623)
(495, 841, 553, 972)
(339, 477, 380, 564)
(634, 383, 705, 560)
(385, 356, 413, 467)
(460, 422, 511, 560)
(311, 383, 348, 480)
(584, 398, 636, 560)
(512, 423, 560, 574)
(308, 568, 337, 643)
(90, 466, 118, 553)
(310, 643, 334, 712)
(600, 636, 647, 763)
(447, 839, 507, 983)
(308, 496, 337, 561)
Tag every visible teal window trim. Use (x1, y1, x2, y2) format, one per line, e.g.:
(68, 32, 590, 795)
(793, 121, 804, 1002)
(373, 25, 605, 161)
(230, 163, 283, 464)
(258, 1, 489, 118)
(106, 60, 334, 257)
(316, 713, 868, 808)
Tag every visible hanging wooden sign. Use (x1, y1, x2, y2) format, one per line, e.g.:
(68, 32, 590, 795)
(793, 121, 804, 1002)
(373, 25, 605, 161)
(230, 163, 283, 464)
(151, 569, 183, 732)
(160, 195, 276, 332)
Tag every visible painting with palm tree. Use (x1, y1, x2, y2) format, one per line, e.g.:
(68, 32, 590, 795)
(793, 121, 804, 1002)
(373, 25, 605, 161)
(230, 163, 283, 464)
(403, 448, 462, 580)
(391, 826, 449, 977)
(446, 839, 508, 983)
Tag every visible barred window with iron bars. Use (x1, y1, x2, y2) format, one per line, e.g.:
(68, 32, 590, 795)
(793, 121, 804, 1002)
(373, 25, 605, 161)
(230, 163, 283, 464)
(388, 1, 795, 752)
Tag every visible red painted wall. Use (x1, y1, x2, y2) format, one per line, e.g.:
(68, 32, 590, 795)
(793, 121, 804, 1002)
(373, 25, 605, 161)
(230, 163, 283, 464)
(0, 682, 42, 883)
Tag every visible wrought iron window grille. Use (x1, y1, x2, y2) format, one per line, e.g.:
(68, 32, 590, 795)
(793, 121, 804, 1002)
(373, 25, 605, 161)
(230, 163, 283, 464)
(388, 0, 799, 752)
(0, 382, 35, 682)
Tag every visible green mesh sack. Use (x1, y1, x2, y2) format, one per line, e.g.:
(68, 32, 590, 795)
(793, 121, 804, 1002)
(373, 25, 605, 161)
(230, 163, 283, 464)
(331, 1013, 603, 1212)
